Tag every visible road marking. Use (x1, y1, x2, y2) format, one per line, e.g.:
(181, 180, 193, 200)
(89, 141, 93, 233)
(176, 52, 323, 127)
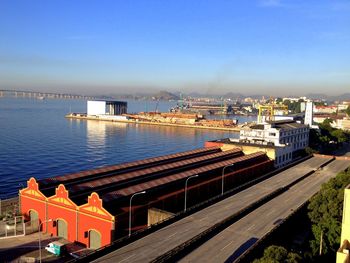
(119, 254, 135, 263)
(221, 240, 234, 251)
(165, 232, 178, 240)
(247, 224, 255, 231)
(266, 209, 275, 216)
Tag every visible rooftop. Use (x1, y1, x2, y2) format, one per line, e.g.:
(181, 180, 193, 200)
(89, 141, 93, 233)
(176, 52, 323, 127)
(35, 147, 272, 215)
(88, 99, 127, 105)
(247, 120, 308, 130)
(211, 138, 287, 149)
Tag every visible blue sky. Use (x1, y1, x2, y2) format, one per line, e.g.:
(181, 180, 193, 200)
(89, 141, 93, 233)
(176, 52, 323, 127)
(0, 0, 349, 96)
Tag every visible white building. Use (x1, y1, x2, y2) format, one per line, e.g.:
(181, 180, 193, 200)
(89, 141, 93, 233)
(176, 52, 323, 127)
(304, 101, 313, 126)
(87, 100, 127, 116)
(239, 120, 309, 167)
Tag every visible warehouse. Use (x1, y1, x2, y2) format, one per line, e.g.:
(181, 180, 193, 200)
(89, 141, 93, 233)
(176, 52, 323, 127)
(20, 147, 273, 249)
(87, 100, 127, 116)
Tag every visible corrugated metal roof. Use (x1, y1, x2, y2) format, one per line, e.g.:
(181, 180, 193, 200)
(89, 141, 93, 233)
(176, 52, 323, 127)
(101, 152, 267, 202)
(69, 148, 242, 197)
(152, 159, 273, 201)
(39, 147, 220, 188)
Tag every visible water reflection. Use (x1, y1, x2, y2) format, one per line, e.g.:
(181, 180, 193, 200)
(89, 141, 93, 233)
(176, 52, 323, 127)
(86, 120, 128, 146)
(132, 122, 237, 138)
(86, 120, 128, 162)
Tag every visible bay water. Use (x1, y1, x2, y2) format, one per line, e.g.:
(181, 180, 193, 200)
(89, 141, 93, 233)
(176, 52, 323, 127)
(0, 97, 256, 198)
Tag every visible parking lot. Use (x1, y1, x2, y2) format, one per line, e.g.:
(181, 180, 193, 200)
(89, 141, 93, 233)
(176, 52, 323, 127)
(0, 232, 74, 262)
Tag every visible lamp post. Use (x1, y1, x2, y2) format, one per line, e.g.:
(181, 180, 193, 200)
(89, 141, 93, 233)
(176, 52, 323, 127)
(39, 219, 52, 263)
(129, 191, 146, 237)
(184, 174, 199, 212)
(222, 164, 234, 196)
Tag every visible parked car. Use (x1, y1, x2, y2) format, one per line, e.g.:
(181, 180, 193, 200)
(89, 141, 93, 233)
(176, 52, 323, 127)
(45, 241, 68, 256)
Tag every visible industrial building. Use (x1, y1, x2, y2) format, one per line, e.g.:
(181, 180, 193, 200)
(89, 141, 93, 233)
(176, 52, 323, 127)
(87, 100, 127, 116)
(207, 120, 309, 168)
(20, 147, 273, 249)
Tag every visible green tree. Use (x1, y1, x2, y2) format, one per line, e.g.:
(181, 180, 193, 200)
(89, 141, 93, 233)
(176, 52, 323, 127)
(308, 170, 350, 256)
(331, 129, 348, 144)
(253, 245, 302, 263)
(276, 98, 283, 104)
(320, 118, 334, 130)
(346, 106, 350, 117)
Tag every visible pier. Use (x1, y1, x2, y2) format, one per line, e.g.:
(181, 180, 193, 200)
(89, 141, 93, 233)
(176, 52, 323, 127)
(65, 113, 241, 132)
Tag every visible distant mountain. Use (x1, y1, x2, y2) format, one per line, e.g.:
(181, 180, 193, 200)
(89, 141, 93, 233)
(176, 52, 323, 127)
(305, 93, 328, 100)
(152, 90, 180, 101)
(332, 93, 350, 101)
(186, 92, 203, 98)
(223, 92, 245, 99)
(306, 93, 350, 102)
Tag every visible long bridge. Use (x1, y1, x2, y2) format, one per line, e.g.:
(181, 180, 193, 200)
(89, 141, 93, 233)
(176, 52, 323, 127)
(86, 155, 350, 263)
(0, 89, 95, 100)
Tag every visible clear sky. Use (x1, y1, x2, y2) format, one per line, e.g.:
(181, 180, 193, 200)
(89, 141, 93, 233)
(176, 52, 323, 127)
(0, 0, 349, 96)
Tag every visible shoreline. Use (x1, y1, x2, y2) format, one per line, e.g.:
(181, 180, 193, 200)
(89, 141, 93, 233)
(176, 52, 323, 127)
(65, 114, 241, 132)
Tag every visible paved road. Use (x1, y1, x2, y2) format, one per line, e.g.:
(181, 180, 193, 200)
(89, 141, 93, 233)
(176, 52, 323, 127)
(93, 156, 333, 263)
(180, 159, 350, 262)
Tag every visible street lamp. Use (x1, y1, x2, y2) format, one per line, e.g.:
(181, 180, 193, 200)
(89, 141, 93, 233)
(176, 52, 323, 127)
(129, 191, 146, 237)
(184, 174, 199, 212)
(222, 164, 234, 196)
(39, 218, 52, 263)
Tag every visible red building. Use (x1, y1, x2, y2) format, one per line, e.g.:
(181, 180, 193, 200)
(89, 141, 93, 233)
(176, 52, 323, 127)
(20, 147, 273, 249)
(20, 179, 114, 248)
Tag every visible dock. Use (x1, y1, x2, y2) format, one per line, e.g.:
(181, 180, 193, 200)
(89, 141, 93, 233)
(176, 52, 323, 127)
(65, 113, 241, 132)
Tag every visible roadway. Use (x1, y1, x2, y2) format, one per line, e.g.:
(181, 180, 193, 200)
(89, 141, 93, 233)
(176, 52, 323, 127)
(92, 156, 334, 263)
(180, 159, 350, 262)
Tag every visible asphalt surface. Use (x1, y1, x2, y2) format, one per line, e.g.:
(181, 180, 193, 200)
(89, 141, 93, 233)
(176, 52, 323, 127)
(0, 232, 61, 262)
(93, 156, 334, 263)
(180, 159, 350, 262)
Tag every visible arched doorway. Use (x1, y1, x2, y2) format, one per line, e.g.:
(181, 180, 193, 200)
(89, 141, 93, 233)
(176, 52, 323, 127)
(89, 230, 101, 249)
(29, 210, 39, 230)
(57, 219, 68, 239)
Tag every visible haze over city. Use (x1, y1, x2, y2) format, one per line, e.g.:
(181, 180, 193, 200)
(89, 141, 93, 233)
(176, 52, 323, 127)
(1, 0, 349, 96)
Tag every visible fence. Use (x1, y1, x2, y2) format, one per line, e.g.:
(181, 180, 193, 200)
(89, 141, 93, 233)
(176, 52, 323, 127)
(0, 196, 36, 239)
(0, 216, 25, 239)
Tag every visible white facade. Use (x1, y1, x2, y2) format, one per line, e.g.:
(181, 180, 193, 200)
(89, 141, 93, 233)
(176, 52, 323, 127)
(87, 100, 127, 116)
(87, 100, 106, 115)
(239, 121, 309, 167)
(305, 101, 313, 126)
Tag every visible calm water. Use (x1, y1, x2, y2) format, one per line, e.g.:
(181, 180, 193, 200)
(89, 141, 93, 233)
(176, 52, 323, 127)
(0, 97, 256, 198)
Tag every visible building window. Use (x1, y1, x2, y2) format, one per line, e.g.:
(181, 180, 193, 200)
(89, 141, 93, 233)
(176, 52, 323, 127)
(269, 132, 276, 137)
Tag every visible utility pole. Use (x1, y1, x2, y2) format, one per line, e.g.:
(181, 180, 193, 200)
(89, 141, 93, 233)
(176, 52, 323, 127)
(319, 230, 323, 256)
